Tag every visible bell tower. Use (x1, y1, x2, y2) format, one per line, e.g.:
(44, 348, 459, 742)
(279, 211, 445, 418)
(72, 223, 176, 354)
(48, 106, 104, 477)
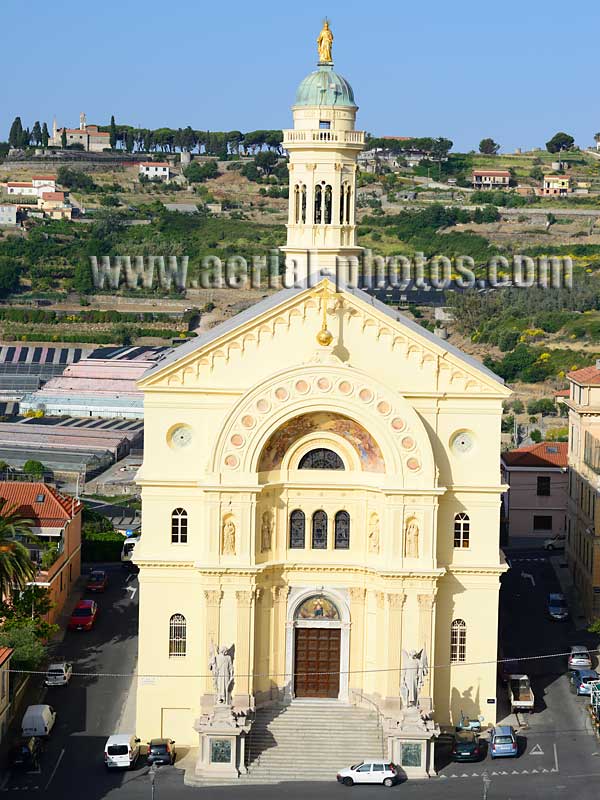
(281, 23, 365, 285)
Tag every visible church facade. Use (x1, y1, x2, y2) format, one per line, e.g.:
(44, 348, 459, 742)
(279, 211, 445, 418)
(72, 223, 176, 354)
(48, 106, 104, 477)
(135, 28, 510, 750)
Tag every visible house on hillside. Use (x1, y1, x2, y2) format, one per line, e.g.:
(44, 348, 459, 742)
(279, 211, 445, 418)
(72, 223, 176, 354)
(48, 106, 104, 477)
(0, 483, 82, 624)
(139, 162, 170, 181)
(471, 169, 510, 190)
(539, 175, 571, 196)
(4, 176, 57, 199)
(501, 442, 568, 543)
(0, 205, 18, 226)
(38, 191, 72, 220)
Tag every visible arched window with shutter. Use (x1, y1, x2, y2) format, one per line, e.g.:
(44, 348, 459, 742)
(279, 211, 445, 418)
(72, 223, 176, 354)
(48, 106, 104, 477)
(171, 508, 188, 544)
(334, 510, 350, 549)
(298, 448, 344, 470)
(453, 513, 470, 549)
(450, 619, 466, 663)
(169, 613, 186, 657)
(289, 510, 306, 549)
(312, 510, 328, 549)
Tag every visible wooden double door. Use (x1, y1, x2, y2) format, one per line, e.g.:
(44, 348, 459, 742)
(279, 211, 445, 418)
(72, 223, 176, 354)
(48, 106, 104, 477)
(294, 627, 341, 698)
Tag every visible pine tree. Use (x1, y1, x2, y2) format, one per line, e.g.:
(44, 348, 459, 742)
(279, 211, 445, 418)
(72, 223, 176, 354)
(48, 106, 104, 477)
(41, 123, 49, 148)
(8, 117, 23, 148)
(125, 130, 134, 153)
(61, 128, 67, 148)
(21, 128, 31, 148)
(31, 121, 42, 146)
(109, 115, 117, 149)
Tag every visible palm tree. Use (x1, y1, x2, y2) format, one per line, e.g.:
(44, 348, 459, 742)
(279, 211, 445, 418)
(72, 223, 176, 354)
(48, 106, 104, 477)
(0, 499, 36, 599)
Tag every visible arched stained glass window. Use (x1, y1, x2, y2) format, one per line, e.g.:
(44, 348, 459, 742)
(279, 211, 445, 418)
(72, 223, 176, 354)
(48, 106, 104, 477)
(312, 510, 328, 549)
(298, 448, 344, 470)
(289, 509, 306, 549)
(334, 510, 350, 549)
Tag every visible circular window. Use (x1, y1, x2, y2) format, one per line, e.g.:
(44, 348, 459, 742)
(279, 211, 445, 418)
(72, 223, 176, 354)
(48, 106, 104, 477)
(451, 431, 474, 455)
(169, 425, 192, 448)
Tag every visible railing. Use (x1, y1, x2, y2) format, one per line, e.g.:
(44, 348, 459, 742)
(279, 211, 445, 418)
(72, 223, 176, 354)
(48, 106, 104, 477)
(350, 689, 387, 758)
(283, 129, 365, 146)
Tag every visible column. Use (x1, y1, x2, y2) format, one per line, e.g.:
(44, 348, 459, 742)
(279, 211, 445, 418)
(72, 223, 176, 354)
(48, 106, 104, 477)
(332, 162, 342, 232)
(233, 589, 257, 710)
(201, 590, 222, 711)
(386, 592, 406, 714)
(348, 587, 366, 697)
(417, 593, 437, 709)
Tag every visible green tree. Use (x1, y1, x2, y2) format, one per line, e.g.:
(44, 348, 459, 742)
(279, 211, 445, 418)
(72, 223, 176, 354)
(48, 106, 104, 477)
(0, 499, 36, 599)
(254, 151, 279, 176)
(512, 399, 524, 414)
(479, 138, 500, 155)
(109, 115, 117, 149)
(0, 620, 45, 668)
(546, 132, 575, 153)
(530, 165, 544, 181)
(0, 256, 20, 297)
(41, 122, 49, 148)
(0, 585, 57, 641)
(530, 429, 542, 443)
(8, 117, 23, 148)
(31, 121, 42, 146)
(22, 459, 45, 477)
(61, 128, 67, 148)
(125, 130, 134, 153)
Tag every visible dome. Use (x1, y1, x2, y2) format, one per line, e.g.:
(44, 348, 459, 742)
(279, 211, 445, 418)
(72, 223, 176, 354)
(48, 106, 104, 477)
(294, 64, 356, 108)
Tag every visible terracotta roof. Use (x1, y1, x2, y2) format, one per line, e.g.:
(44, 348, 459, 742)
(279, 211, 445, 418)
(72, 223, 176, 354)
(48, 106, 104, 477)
(41, 192, 65, 201)
(0, 482, 81, 525)
(61, 128, 109, 136)
(32, 175, 56, 181)
(472, 170, 511, 177)
(568, 366, 600, 385)
(544, 174, 569, 181)
(7, 182, 33, 188)
(502, 441, 568, 468)
(553, 389, 569, 397)
(0, 647, 13, 666)
(140, 162, 169, 168)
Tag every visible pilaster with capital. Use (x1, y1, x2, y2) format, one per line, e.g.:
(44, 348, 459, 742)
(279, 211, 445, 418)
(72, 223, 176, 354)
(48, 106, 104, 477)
(417, 592, 437, 700)
(386, 592, 406, 707)
(271, 585, 290, 697)
(348, 587, 366, 692)
(234, 588, 258, 708)
(203, 590, 222, 695)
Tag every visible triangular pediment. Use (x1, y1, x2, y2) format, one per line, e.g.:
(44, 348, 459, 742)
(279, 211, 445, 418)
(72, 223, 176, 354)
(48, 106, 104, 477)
(139, 279, 509, 397)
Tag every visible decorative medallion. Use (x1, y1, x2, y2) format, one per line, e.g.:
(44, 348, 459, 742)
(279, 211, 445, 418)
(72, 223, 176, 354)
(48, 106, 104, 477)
(230, 434, 244, 448)
(257, 398, 270, 413)
(359, 388, 373, 403)
(224, 454, 239, 468)
(241, 415, 255, 429)
(295, 379, 309, 394)
(169, 425, 192, 448)
(338, 380, 353, 394)
(275, 387, 289, 401)
(391, 417, 406, 432)
(407, 457, 421, 472)
(317, 377, 331, 391)
(377, 401, 391, 415)
(451, 431, 474, 454)
(401, 436, 415, 450)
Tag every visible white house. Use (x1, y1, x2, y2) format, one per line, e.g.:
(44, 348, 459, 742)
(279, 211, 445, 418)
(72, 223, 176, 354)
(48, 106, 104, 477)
(139, 162, 170, 181)
(0, 205, 18, 226)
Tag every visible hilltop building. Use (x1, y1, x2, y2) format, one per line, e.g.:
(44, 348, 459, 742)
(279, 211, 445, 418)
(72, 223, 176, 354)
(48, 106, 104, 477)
(49, 113, 109, 152)
(134, 25, 510, 780)
(471, 169, 510, 190)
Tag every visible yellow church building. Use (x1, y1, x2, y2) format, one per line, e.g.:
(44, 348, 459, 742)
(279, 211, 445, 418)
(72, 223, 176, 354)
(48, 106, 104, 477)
(135, 24, 510, 779)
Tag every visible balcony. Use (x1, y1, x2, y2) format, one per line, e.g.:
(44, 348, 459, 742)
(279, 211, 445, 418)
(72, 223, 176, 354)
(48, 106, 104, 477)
(283, 129, 365, 146)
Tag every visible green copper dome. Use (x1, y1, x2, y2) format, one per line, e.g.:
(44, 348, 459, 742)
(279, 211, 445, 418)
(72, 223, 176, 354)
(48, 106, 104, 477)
(294, 64, 356, 108)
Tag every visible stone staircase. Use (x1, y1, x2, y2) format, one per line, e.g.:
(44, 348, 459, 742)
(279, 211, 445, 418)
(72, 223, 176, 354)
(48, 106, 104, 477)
(245, 701, 386, 782)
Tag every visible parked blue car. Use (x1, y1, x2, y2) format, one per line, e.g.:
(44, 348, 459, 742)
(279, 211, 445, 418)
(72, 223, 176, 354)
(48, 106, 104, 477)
(490, 726, 518, 759)
(569, 668, 599, 696)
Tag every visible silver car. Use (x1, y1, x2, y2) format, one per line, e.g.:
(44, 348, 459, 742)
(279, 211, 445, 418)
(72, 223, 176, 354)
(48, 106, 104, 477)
(568, 646, 592, 670)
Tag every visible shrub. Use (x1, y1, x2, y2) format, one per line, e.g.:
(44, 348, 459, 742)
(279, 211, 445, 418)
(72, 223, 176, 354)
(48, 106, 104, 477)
(530, 429, 542, 443)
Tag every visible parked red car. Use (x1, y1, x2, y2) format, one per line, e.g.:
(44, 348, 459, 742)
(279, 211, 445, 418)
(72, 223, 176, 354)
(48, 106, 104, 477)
(86, 570, 108, 593)
(68, 600, 98, 631)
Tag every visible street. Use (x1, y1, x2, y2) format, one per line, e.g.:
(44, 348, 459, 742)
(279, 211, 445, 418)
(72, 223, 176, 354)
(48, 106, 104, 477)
(3, 548, 600, 799)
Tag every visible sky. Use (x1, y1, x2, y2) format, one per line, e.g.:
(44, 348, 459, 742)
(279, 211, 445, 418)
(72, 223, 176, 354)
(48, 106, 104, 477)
(2, 0, 598, 153)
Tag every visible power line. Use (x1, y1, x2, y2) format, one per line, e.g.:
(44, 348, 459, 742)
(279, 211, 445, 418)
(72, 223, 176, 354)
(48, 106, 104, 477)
(9, 647, 598, 680)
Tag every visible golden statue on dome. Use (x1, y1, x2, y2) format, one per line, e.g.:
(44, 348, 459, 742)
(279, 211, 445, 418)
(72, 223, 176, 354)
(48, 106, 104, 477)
(317, 20, 333, 64)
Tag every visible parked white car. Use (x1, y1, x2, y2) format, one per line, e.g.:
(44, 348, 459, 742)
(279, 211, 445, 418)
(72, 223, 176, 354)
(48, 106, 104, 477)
(544, 536, 565, 551)
(104, 734, 141, 770)
(44, 662, 73, 687)
(337, 760, 399, 787)
(568, 645, 592, 670)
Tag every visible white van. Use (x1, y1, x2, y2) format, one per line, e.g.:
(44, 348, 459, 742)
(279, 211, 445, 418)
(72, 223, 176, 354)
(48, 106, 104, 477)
(21, 704, 56, 737)
(104, 734, 141, 770)
(120, 537, 140, 565)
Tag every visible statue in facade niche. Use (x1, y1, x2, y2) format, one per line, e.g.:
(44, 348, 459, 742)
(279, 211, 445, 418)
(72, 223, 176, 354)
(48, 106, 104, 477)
(317, 20, 334, 63)
(209, 643, 234, 705)
(260, 510, 272, 552)
(404, 517, 419, 558)
(222, 518, 236, 555)
(368, 513, 380, 554)
(401, 647, 428, 708)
